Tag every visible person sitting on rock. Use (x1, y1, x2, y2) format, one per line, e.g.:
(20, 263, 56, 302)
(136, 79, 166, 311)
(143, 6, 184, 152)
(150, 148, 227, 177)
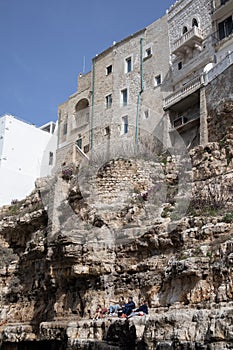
(93, 304, 108, 320)
(109, 296, 125, 316)
(127, 298, 148, 318)
(120, 296, 136, 318)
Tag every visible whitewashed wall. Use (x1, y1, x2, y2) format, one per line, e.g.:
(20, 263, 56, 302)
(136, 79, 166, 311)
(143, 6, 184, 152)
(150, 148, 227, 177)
(0, 115, 57, 206)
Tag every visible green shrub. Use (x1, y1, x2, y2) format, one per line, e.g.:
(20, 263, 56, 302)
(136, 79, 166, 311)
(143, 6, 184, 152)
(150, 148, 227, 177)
(223, 212, 233, 223)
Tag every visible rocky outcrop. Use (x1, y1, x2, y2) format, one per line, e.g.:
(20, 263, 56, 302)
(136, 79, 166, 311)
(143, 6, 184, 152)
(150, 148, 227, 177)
(0, 133, 233, 349)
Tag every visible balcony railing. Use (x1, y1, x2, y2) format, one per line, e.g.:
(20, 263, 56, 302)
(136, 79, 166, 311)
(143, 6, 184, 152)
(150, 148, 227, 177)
(172, 27, 204, 55)
(204, 51, 233, 84)
(164, 76, 203, 109)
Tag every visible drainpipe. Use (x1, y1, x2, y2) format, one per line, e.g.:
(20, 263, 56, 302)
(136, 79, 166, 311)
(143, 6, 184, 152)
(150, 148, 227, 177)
(135, 37, 144, 152)
(90, 58, 96, 150)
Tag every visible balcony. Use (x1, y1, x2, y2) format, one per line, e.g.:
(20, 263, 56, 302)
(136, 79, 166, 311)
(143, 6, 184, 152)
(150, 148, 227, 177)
(164, 76, 203, 109)
(172, 27, 204, 56)
(212, 0, 233, 20)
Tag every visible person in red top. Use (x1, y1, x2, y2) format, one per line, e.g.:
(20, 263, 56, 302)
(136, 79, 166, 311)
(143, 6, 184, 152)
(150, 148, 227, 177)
(93, 304, 108, 320)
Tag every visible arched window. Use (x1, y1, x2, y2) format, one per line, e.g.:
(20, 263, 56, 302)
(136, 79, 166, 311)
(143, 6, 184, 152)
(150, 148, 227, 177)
(183, 26, 188, 34)
(75, 98, 89, 112)
(192, 18, 198, 27)
(75, 98, 90, 126)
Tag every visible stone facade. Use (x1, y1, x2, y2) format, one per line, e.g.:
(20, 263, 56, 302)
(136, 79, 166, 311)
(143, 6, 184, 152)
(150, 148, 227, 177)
(56, 15, 171, 172)
(56, 0, 233, 172)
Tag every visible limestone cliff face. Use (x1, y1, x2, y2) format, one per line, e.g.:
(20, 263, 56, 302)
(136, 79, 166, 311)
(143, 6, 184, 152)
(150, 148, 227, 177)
(0, 121, 233, 349)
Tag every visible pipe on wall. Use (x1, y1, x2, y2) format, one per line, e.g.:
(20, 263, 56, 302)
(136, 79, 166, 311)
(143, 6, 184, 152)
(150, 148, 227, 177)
(135, 37, 144, 151)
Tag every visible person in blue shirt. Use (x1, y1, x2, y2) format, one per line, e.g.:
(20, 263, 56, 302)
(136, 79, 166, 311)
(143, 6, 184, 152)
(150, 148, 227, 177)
(127, 298, 148, 318)
(121, 297, 136, 317)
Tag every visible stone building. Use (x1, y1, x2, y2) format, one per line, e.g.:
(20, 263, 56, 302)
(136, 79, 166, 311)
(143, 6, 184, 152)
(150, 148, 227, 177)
(56, 14, 171, 171)
(165, 0, 233, 148)
(56, 0, 233, 170)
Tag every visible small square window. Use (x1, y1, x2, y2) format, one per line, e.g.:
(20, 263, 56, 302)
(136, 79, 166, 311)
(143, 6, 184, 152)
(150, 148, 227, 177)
(144, 109, 149, 119)
(49, 152, 54, 165)
(106, 94, 112, 109)
(125, 57, 132, 73)
(155, 75, 161, 87)
(145, 47, 152, 57)
(84, 144, 90, 153)
(104, 126, 110, 135)
(121, 89, 128, 106)
(178, 62, 183, 70)
(106, 65, 112, 75)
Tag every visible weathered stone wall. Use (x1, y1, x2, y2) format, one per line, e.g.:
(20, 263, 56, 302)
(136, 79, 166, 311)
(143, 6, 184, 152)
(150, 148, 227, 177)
(206, 64, 233, 143)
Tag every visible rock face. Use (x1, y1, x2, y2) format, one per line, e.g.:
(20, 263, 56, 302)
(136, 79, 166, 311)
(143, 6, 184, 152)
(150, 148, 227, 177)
(0, 130, 233, 349)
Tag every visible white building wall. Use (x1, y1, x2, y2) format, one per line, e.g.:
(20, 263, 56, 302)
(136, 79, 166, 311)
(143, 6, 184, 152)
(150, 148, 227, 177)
(0, 117, 6, 168)
(40, 123, 58, 177)
(0, 115, 57, 206)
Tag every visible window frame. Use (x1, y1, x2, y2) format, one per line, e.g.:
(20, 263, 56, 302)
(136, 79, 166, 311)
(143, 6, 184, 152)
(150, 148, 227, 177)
(121, 88, 128, 107)
(154, 74, 162, 87)
(125, 56, 132, 73)
(106, 94, 113, 109)
(144, 47, 152, 59)
(122, 116, 128, 134)
(218, 15, 233, 40)
(106, 65, 112, 75)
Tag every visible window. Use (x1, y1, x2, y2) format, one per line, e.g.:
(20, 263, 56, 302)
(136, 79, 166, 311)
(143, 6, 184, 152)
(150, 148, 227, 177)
(71, 115, 77, 130)
(125, 57, 132, 73)
(192, 18, 198, 27)
(49, 152, 54, 165)
(178, 62, 183, 70)
(155, 74, 161, 86)
(183, 26, 188, 34)
(218, 16, 233, 40)
(76, 138, 82, 149)
(84, 144, 90, 153)
(121, 89, 128, 106)
(122, 116, 128, 134)
(144, 110, 149, 119)
(104, 126, 110, 135)
(63, 122, 67, 135)
(221, 0, 229, 5)
(106, 65, 112, 75)
(145, 47, 152, 57)
(173, 116, 188, 128)
(106, 94, 112, 109)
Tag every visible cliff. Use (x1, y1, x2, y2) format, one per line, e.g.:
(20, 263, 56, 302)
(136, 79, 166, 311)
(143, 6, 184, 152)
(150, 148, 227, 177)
(0, 106, 233, 350)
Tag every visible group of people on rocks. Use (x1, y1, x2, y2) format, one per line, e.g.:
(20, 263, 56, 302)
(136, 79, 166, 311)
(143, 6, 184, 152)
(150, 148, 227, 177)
(93, 296, 148, 320)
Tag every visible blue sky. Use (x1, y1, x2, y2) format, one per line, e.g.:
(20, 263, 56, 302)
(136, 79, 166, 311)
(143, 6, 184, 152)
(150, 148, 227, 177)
(0, 0, 175, 127)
